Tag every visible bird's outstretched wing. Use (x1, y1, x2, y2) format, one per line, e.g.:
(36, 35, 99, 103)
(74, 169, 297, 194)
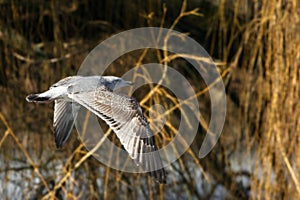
(54, 100, 80, 148)
(68, 87, 166, 183)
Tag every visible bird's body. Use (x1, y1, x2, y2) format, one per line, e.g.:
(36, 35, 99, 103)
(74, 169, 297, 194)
(26, 75, 166, 184)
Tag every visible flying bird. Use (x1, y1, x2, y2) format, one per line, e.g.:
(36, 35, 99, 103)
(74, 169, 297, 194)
(26, 76, 166, 184)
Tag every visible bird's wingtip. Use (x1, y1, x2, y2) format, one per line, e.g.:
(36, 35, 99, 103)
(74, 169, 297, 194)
(55, 137, 64, 149)
(55, 143, 63, 149)
(149, 168, 167, 184)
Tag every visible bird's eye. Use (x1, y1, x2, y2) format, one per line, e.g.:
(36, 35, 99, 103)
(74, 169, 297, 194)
(114, 80, 120, 84)
(50, 85, 58, 89)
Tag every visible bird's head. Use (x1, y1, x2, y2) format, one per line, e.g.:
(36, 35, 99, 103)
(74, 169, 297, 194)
(103, 76, 133, 90)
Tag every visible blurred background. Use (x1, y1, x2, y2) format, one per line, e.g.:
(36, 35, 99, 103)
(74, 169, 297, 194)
(0, 0, 300, 199)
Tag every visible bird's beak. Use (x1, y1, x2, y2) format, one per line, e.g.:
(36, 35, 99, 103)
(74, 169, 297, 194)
(126, 81, 134, 85)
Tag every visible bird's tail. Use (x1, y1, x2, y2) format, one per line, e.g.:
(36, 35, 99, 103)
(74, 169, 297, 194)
(26, 93, 53, 103)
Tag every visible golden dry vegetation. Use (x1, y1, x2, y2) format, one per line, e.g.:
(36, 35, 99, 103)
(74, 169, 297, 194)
(0, 0, 300, 199)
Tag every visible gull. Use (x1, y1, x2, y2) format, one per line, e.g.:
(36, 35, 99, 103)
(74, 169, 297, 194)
(26, 76, 166, 184)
